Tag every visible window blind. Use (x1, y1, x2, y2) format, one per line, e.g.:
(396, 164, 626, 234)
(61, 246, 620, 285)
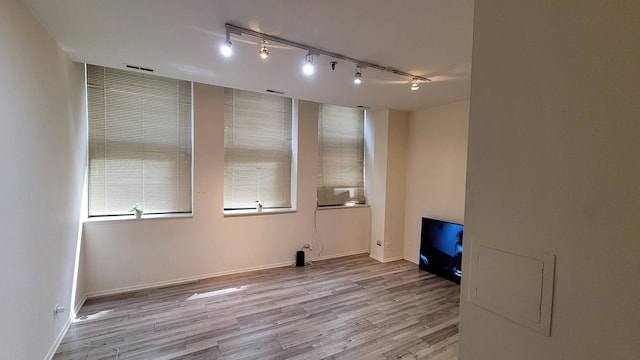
(317, 105, 365, 206)
(224, 88, 293, 209)
(87, 64, 192, 216)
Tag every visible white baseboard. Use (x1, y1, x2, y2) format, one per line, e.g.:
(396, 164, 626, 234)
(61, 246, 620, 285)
(46, 295, 87, 359)
(369, 254, 405, 263)
(45, 316, 71, 360)
(405, 257, 419, 265)
(74, 294, 87, 314)
(311, 249, 368, 262)
(87, 250, 369, 299)
(87, 260, 292, 298)
(384, 256, 405, 263)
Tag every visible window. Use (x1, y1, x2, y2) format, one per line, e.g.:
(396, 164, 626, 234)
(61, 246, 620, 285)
(224, 88, 293, 210)
(87, 65, 192, 216)
(317, 105, 365, 206)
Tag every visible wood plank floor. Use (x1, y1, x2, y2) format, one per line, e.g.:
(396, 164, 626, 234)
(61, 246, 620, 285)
(54, 254, 460, 360)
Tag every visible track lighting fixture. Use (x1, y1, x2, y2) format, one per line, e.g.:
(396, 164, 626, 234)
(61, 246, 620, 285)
(221, 23, 430, 86)
(259, 40, 269, 60)
(410, 78, 420, 91)
(354, 66, 363, 84)
(303, 53, 315, 75)
(220, 31, 233, 57)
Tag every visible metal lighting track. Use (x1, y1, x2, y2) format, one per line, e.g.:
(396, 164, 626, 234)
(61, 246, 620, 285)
(225, 23, 430, 82)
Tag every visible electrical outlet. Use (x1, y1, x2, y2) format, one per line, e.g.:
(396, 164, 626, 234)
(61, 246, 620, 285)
(376, 240, 382, 247)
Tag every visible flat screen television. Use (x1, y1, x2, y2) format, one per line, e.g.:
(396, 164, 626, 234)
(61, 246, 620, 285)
(419, 217, 464, 284)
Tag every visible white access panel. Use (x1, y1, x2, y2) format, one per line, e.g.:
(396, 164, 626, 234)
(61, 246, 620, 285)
(468, 245, 555, 336)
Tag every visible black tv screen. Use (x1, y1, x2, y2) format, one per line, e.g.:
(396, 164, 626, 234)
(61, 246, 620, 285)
(419, 217, 464, 284)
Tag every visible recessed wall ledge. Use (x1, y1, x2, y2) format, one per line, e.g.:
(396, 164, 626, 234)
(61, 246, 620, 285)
(224, 208, 297, 217)
(317, 204, 370, 211)
(84, 213, 193, 224)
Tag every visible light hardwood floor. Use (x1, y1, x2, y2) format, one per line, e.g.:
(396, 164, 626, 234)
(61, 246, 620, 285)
(54, 254, 460, 360)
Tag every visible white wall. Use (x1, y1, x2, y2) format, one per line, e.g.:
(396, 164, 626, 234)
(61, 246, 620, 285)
(367, 110, 389, 260)
(366, 109, 410, 262)
(403, 101, 469, 263)
(383, 110, 409, 260)
(0, 0, 86, 358)
(83, 84, 370, 295)
(460, 1, 640, 359)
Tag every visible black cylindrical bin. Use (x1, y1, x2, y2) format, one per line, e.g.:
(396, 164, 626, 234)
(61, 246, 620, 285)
(296, 250, 305, 267)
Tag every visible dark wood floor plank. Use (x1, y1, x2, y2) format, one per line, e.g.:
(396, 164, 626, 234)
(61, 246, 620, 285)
(54, 254, 459, 360)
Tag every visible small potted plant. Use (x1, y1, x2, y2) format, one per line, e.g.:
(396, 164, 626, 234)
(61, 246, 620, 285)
(255, 200, 264, 212)
(130, 203, 143, 219)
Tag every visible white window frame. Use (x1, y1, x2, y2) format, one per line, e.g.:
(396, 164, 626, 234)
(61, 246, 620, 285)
(223, 88, 297, 215)
(316, 104, 366, 207)
(85, 64, 194, 221)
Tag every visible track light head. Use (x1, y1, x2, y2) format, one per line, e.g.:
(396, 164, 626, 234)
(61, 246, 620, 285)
(220, 31, 232, 57)
(259, 40, 269, 60)
(354, 66, 362, 84)
(410, 78, 420, 91)
(303, 53, 315, 75)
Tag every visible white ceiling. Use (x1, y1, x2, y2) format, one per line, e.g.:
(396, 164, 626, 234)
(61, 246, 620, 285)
(23, 0, 474, 111)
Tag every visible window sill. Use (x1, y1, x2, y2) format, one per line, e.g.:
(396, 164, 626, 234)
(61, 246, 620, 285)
(317, 203, 369, 211)
(84, 213, 193, 224)
(224, 208, 296, 217)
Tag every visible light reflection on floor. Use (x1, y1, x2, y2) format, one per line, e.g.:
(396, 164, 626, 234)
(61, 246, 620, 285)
(187, 285, 248, 301)
(73, 309, 113, 322)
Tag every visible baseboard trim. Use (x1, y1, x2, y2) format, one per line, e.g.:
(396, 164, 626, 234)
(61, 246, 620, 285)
(87, 250, 369, 299)
(45, 316, 71, 360)
(405, 257, 419, 265)
(74, 294, 87, 315)
(369, 254, 405, 263)
(311, 249, 369, 262)
(384, 256, 405, 263)
(369, 254, 384, 262)
(46, 295, 87, 359)
(87, 260, 293, 298)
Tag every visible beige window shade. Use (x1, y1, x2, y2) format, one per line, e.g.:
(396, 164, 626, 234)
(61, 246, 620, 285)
(224, 88, 293, 209)
(87, 65, 192, 216)
(317, 105, 365, 206)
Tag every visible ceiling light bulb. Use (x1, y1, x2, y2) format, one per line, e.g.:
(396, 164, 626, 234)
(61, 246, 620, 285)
(220, 31, 233, 57)
(303, 53, 315, 75)
(259, 40, 269, 60)
(354, 67, 362, 84)
(220, 41, 232, 57)
(410, 79, 420, 91)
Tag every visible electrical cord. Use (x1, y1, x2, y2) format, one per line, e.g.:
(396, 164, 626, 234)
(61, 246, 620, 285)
(292, 203, 324, 267)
